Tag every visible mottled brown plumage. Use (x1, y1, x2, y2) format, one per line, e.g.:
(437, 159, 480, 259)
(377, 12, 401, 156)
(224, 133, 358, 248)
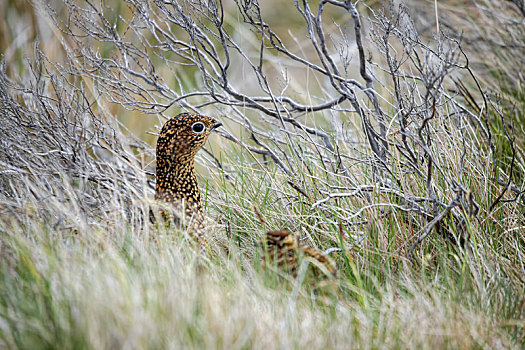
(153, 112, 222, 240)
(261, 230, 338, 278)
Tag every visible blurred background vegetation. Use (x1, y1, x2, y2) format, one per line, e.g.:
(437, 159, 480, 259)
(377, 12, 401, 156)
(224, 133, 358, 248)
(2, 0, 522, 144)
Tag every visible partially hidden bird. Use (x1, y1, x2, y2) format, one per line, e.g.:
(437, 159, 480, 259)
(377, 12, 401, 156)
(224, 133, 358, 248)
(153, 112, 222, 244)
(261, 230, 338, 279)
(153, 113, 337, 279)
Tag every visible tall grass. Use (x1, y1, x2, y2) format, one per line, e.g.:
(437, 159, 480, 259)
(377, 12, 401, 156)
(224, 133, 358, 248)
(1, 0, 524, 349)
(1, 178, 522, 348)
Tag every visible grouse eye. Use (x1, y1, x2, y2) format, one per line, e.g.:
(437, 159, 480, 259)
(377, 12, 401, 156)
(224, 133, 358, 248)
(191, 122, 206, 134)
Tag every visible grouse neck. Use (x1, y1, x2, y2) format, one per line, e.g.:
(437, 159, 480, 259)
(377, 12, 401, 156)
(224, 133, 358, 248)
(155, 157, 202, 209)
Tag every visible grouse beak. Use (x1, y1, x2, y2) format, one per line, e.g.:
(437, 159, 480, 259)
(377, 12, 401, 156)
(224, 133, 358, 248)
(210, 121, 223, 132)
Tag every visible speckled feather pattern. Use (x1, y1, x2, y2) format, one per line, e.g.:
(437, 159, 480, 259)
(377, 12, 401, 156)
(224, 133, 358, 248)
(262, 230, 338, 278)
(154, 114, 336, 276)
(154, 112, 221, 239)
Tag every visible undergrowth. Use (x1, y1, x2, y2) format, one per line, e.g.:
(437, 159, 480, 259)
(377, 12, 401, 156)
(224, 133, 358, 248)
(1, 0, 524, 349)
